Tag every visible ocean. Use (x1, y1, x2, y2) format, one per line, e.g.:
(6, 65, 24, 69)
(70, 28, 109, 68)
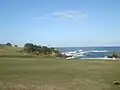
(57, 47, 120, 59)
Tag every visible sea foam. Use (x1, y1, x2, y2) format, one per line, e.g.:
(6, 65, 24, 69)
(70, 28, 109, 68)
(63, 49, 109, 59)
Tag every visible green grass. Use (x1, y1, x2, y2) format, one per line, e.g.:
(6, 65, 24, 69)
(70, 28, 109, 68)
(0, 57, 120, 90)
(0, 46, 23, 56)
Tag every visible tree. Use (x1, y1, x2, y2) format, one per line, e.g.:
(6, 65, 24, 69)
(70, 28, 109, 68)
(15, 45, 18, 47)
(23, 43, 61, 56)
(6, 43, 12, 46)
(37, 45, 42, 53)
(24, 43, 34, 53)
(24, 43, 34, 48)
(42, 46, 49, 54)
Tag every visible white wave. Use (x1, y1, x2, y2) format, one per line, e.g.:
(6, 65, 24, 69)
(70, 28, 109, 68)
(63, 49, 86, 57)
(85, 50, 108, 53)
(80, 57, 117, 60)
(66, 56, 76, 60)
(62, 49, 109, 60)
(63, 50, 108, 56)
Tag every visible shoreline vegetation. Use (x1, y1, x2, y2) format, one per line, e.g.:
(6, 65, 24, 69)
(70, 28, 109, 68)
(0, 43, 67, 59)
(23, 43, 60, 57)
(0, 42, 120, 60)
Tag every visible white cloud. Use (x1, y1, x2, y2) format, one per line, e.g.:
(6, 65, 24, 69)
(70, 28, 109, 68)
(33, 10, 86, 20)
(52, 10, 86, 19)
(52, 12, 75, 18)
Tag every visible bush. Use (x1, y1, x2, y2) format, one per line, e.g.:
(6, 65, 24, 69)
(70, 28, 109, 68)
(23, 43, 60, 56)
(15, 45, 18, 47)
(6, 43, 12, 46)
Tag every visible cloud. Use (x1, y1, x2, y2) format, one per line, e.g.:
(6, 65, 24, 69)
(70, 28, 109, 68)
(52, 10, 86, 19)
(33, 10, 86, 20)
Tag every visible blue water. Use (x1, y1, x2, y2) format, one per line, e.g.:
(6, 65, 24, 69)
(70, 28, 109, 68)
(57, 47, 120, 59)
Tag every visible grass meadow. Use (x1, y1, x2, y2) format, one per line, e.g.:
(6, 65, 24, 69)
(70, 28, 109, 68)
(0, 57, 120, 90)
(0, 47, 120, 90)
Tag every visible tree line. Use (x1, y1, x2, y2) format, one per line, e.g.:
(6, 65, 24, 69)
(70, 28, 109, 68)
(0, 42, 61, 56)
(0, 42, 67, 58)
(23, 43, 60, 56)
(0, 43, 17, 47)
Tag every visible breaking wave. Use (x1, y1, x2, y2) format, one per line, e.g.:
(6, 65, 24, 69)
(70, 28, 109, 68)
(80, 57, 110, 60)
(85, 50, 108, 53)
(62, 49, 109, 59)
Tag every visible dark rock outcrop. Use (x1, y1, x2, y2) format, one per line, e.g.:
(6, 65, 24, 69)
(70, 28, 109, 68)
(107, 53, 120, 59)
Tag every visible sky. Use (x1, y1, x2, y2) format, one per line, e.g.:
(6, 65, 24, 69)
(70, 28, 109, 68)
(0, 0, 120, 47)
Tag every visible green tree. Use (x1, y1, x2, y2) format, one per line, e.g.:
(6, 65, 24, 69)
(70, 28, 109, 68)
(24, 43, 34, 53)
(15, 45, 18, 47)
(24, 43, 34, 48)
(6, 43, 12, 46)
(23, 43, 61, 56)
(42, 46, 49, 54)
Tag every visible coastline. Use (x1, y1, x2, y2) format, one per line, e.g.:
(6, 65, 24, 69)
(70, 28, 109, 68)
(58, 47, 120, 60)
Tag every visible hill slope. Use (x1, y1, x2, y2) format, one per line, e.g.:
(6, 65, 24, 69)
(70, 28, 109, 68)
(0, 46, 24, 57)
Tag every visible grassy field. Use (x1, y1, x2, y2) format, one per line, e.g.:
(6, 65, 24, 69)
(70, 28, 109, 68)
(0, 57, 120, 90)
(0, 46, 23, 56)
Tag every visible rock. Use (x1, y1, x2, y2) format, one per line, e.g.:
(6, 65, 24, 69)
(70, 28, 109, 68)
(107, 53, 118, 59)
(113, 81, 120, 85)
